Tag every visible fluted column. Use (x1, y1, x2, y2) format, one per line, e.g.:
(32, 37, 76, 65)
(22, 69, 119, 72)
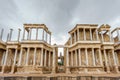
(52, 47, 56, 73)
(71, 51, 73, 66)
(40, 48, 43, 66)
(44, 50, 47, 66)
(117, 29, 120, 41)
(0, 29, 4, 40)
(98, 48, 103, 66)
(109, 31, 112, 42)
(42, 29, 44, 41)
(104, 49, 110, 73)
(92, 48, 95, 66)
(29, 28, 32, 40)
(66, 48, 71, 73)
(49, 34, 51, 44)
(112, 49, 119, 73)
(23, 28, 25, 40)
(17, 29, 21, 41)
(79, 48, 81, 66)
(9, 29, 13, 41)
(70, 36, 72, 45)
(36, 28, 38, 40)
(13, 49, 17, 65)
(46, 32, 47, 42)
(75, 50, 78, 66)
(96, 29, 99, 40)
(33, 48, 37, 65)
(74, 31, 76, 43)
(101, 32, 104, 42)
(18, 48, 23, 66)
(3, 48, 9, 66)
(90, 28, 92, 40)
(25, 48, 30, 66)
(84, 28, 86, 40)
(85, 48, 88, 66)
(77, 29, 80, 41)
(49, 51, 51, 67)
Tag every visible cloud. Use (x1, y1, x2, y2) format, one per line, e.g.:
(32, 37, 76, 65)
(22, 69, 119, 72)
(0, 0, 120, 44)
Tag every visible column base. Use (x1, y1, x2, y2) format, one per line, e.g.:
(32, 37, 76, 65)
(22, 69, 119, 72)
(51, 67, 56, 74)
(66, 68, 71, 74)
(106, 66, 110, 73)
(114, 66, 119, 73)
(10, 65, 15, 74)
(1, 66, 5, 73)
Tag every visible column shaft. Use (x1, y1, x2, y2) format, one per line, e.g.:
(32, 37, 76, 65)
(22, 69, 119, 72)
(90, 28, 92, 40)
(92, 48, 95, 66)
(17, 29, 21, 41)
(99, 48, 103, 66)
(46, 32, 47, 42)
(75, 50, 78, 66)
(79, 48, 81, 66)
(74, 31, 76, 43)
(44, 50, 47, 66)
(18, 48, 23, 66)
(49, 51, 51, 67)
(85, 48, 88, 66)
(3, 48, 9, 66)
(101, 32, 104, 42)
(0, 29, 4, 40)
(96, 29, 99, 40)
(49, 34, 51, 44)
(77, 29, 80, 41)
(66, 48, 69, 66)
(26, 48, 30, 66)
(40, 48, 43, 66)
(29, 28, 32, 40)
(33, 48, 37, 65)
(71, 52, 73, 66)
(84, 28, 86, 40)
(36, 28, 38, 40)
(109, 31, 112, 42)
(9, 29, 13, 41)
(117, 29, 120, 41)
(42, 29, 44, 40)
(104, 49, 108, 66)
(13, 49, 17, 65)
(23, 28, 25, 40)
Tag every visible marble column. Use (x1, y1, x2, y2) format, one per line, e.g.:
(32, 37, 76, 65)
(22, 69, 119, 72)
(84, 28, 86, 40)
(101, 32, 104, 42)
(7, 33, 9, 42)
(74, 31, 76, 43)
(70, 36, 72, 45)
(90, 28, 92, 40)
(96, 29, 99, 40)
(13, 49, 17, 65)
(40, 48, 43, 66)
(36, 28, 38, 40)
(27, 29, 30, 40)
(42, 29, 44, 41)
(75, 50, 78, 66)
(44, 50, 47, 66)
(49, 34, 51, 44)
(66, 48, 71, 73)
(71, 51, 73, 66)
(109, 31, 112, 42)
(18, 48, 23, 66)
(98, 48, 103, 66)
(117, 29, 120, 41)
(33, 48, 37, 65)
(104, 49, 110, 73)
(25, 48, 30, 66)
(0, 29, 4, 40)
(46, 32, 47, 42)
(9, 29, 13, 41)
(78, 48, 81, 66)
(92, 48, 95, 66)
(17, 28, 21, 41)
(85, 48, 88, 66)
(49, 51, 51, 67)
(52, 48, 56, 73)
(29, 28, 32, 40)
(22, 28, 25, 40)
(3, 48, 9, 66)
(112, 49, 119, 73)
(77, 28, 80, 41)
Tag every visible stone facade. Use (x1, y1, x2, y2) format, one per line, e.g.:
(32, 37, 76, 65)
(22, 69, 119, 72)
(0, 24, 119, 74)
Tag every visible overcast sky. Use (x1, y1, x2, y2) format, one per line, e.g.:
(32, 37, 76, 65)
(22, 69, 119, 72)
(0, 0, 120, 45)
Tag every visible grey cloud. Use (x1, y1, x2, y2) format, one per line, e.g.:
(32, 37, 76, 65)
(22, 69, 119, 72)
(0, 0, 120, 44)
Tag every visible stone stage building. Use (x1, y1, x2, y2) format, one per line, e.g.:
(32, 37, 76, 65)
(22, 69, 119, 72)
(0, 24, 120, 74)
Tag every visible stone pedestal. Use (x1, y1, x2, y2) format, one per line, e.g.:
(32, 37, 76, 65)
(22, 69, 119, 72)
(114, 66, 119, 73)
(106, 66, 110, 73)
(66, 68, 71, 74)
